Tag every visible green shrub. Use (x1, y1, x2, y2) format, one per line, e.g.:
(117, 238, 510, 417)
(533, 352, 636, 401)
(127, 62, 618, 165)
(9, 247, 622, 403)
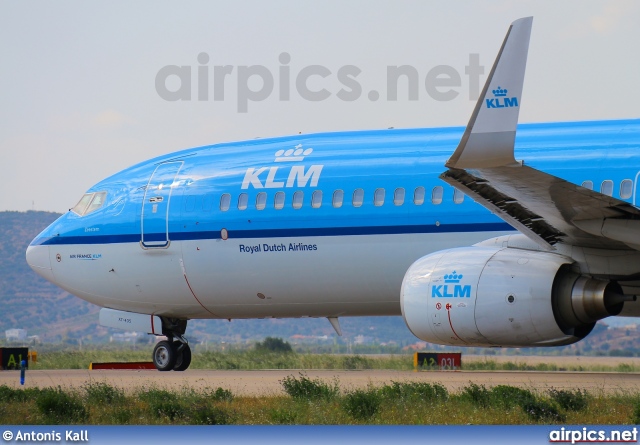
(632, 402, 640, 424)
(521, 399, 565, 422)
(535, 363, 558, 372)
(503, 362, 519, 371)
(0, 385, 40, 403)
(491, 385, 536, 409)
(187, 404, 233, 425)
(83, 381, 124, 404)
(280, 374, 339, 401)
(548, 388, 589, 412)
(342, 389, 381, 420)
(269, 407, 298, 424)
(342, 355, 373, 370)
(617, 363, 634, 373)
(138, 388, 182, 420)
(255, 337, 293, 353)
(0, 385, 16, 402)
(210, 387, 233, 402)
(380, 381, 448, 402)
(111, 407, 135, 425)
(36, 387, 87, 423)
(463, 360, 497, 371)
(460, 382, 492, 407)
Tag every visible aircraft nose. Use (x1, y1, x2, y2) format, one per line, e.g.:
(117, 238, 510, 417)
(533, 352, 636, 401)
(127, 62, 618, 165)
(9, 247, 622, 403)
(26, 244, 56, 283)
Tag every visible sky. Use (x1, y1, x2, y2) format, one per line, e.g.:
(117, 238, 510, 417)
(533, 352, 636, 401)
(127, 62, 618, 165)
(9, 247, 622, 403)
(1, 0, 639, 213)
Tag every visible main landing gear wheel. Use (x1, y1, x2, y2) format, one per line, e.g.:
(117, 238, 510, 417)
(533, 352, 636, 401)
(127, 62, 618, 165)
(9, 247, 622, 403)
(173, 344, 192, 371)
(153, 340, 177, 372)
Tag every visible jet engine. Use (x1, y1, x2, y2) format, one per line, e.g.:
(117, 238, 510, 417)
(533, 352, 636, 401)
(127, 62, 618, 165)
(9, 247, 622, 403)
(400, 246, 625, 347)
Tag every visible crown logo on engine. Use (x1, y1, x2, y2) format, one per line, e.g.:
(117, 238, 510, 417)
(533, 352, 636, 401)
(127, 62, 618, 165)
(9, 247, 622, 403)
(444, 271, 463, 283)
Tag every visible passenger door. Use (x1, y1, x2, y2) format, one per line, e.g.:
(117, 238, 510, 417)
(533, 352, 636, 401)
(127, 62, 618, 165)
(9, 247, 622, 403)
(141, 162, 183, 248)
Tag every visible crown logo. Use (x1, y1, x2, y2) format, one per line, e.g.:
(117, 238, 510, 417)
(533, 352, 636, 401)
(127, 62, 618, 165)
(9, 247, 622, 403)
(444, 271, 463, 283)
(492, 86, 508, 97)
(275, 144, 314, 162)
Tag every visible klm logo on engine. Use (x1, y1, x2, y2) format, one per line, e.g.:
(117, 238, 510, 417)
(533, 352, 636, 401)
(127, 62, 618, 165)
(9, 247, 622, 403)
(431, 271, 471, 298)
(485, 86, 518, 109)
(241, 145, 324, 189)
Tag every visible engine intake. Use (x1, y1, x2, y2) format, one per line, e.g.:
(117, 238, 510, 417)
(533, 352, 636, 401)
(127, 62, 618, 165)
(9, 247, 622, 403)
(400, 246, 626, 348)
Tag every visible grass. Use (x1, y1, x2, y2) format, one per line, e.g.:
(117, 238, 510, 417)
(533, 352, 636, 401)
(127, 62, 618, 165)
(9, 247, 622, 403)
(1, 377, 638, 425)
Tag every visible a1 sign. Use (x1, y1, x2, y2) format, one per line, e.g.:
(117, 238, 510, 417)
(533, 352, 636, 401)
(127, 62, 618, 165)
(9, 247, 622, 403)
(1, 348, 28, 370)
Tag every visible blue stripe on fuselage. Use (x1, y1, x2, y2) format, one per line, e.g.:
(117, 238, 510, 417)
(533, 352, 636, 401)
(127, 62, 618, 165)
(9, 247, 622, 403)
(30, 222, 513, 246)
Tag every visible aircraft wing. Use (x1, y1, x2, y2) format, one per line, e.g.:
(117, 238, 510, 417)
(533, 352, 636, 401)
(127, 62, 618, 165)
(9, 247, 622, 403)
(443, 17, 640, 251)
(441, 166, 640, 250)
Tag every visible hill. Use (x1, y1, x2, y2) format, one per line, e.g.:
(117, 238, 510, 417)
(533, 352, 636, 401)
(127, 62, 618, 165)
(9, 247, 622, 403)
(1, 210, 639, 356)
(0, 211, 99, 342)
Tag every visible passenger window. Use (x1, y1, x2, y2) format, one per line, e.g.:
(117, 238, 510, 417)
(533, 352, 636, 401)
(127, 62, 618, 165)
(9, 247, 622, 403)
(581, 180, 593, 190)
(312, 190, 322, 208)
(431, 186, 443, 205)
(413, 187, 425, 205)
(352, 189, 364, 207)
(332, 190, 344, 208)
(85, 192, 107, 215)
(394, 188, 405, 206)
(374, 188, 385, 206)
(600, 180, 613, 196)
(202, 195, 213, 212)
(220, 193, 231, 211)
(72, 193, 94, 216)
(184, 195, 196, 212)
(256, 192, 266, 210)
(274, 191, 285, 210)
(293, 191, 303, 209)
(238, 193, 248, 210)
(453, 188, 464, 204)
(620, 179, 633, 199)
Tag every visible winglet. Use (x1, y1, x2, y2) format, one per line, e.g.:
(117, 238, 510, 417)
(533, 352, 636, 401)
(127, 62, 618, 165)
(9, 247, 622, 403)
(446, 17, 533, 169)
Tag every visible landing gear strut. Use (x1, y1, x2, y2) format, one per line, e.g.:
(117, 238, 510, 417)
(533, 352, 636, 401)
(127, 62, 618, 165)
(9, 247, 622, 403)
(152, 318, 192, 372)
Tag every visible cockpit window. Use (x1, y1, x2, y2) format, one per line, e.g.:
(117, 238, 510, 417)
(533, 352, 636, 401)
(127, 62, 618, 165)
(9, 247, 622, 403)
(71, 191, 107, 216)
(72, 194, 94, 215)
(86, 192, 107, 214)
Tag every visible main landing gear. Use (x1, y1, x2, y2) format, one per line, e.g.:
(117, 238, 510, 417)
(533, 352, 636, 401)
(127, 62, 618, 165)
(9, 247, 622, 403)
(152, 318, 192, 372)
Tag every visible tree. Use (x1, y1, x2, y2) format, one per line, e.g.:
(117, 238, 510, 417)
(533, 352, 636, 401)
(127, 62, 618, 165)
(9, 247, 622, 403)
(255, 337, 293, 353)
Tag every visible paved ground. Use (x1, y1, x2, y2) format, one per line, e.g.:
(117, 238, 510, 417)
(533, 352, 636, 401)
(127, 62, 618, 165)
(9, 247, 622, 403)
(1, 368, 640, 396)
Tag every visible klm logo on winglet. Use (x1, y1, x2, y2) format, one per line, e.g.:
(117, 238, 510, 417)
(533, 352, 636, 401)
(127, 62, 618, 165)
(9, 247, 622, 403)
(485, 86, 518, 109)
(431, 271, 471, 298)
(242, 144, 324, 189)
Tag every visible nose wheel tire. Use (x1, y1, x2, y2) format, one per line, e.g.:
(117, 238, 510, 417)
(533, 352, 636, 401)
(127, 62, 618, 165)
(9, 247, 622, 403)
(153, 340, 177, 371)
(173, 344, 192, 371)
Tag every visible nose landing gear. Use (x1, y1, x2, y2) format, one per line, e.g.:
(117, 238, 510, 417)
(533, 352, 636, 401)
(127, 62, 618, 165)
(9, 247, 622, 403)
(152, 318, 192, 371)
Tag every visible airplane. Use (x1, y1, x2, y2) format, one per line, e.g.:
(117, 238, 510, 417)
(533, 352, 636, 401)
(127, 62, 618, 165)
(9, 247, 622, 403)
(26, 17, 640, 371)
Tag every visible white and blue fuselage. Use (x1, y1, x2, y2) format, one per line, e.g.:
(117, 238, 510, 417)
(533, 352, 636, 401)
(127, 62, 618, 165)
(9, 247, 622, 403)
(26, 119, 640, 321)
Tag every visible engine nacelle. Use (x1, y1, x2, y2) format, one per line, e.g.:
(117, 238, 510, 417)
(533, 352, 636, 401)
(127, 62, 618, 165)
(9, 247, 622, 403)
(401, 247, 624, 347)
